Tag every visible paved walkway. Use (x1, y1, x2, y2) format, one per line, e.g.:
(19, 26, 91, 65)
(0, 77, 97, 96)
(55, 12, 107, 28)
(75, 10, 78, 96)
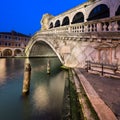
(78, 69, 120, 120)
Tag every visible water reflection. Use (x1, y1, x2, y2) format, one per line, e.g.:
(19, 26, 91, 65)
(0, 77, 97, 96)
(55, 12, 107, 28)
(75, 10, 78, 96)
(0, 58, 66, 120)
(32, 72, 66, 110)
(33, 65, 46, 72)
(49, 72, 66, 110)
(0, 59, 6, 85)
(33, 85, 49, 111)
(30, 58, 66, 120)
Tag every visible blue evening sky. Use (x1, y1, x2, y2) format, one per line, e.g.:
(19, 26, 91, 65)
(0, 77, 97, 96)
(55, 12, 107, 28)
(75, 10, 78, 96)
(0, 0, 86, 36)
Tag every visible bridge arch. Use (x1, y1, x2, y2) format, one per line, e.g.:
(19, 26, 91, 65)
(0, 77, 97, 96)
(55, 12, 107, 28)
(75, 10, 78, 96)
(116, 5, 120, 16)
(49, 22, 53, 29)
(55, 20, 60, 27)
(26, 39, 64, 64)
(87, 4, 110, 21)
(14, 49, 22, 56)
(3, 49, 12, 57)
(71, 12, 84, 24)
(62, 16, 70, 26)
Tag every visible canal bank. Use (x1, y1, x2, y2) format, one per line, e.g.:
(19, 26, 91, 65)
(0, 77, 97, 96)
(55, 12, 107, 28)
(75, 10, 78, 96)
(61, 68, 83, 120)
(61, 67, 100, 120)
(73, 68, 118, 120)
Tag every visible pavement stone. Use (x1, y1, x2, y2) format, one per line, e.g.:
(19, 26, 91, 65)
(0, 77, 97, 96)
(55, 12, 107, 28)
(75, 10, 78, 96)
(74, 68, 119, 120)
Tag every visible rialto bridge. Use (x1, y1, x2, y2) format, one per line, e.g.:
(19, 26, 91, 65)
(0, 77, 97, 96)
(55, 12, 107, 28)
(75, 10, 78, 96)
(25, 0, 120, 75)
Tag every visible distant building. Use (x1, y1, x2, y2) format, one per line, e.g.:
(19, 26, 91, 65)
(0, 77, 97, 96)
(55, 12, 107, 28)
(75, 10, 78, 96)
(0, 31, 31, 57)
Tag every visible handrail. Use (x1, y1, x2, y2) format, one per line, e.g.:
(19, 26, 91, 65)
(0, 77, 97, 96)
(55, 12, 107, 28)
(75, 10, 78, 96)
(85, 61, 119, 76)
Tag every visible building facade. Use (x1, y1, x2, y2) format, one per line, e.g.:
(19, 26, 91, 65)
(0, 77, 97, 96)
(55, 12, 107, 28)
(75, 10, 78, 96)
(0, 31, 30, 57)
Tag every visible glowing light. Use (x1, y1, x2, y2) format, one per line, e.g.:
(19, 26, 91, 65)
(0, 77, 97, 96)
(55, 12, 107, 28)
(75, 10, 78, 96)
(32, 85, 49, 111)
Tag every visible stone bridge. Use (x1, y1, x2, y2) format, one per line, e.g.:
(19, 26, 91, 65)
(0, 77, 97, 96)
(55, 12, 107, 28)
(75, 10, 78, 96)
(25, 0, 120, 70)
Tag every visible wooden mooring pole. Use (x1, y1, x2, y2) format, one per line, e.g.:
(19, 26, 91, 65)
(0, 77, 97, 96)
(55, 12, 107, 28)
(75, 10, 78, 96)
(47, 59, 50, 74)
(22, 61, 31, 95)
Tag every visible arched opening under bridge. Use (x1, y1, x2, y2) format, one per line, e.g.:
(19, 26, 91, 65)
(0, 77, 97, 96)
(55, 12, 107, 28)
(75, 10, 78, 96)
(3, 49, 12, 57)
(14, 49, 22, 56)
(28, 40, 64, 64)
(29, 41, 56, 57)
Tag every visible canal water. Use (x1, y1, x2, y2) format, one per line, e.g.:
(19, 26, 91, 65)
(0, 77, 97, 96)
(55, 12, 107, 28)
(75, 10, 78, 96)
(0, 58, 67, 120)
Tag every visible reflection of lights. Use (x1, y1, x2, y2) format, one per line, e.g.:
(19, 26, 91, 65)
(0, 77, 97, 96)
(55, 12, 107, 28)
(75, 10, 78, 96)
(50, 72, 65, 95)
(25, 58, 30, 64)
(0, 59, 6, 85)
(49, 72, 66, 108)
(33, 65, 46, 72)
(33, 85, 49, 111)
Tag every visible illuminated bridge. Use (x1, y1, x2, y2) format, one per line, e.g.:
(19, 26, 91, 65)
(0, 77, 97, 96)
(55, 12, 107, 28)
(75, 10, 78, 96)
(25, 0, 120, 74)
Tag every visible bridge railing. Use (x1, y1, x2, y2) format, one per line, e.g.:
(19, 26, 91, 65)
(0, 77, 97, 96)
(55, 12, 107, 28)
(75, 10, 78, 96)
(40, 16, 120, 34)
(70, 16, 120, 33)
(85, 61, 120, 78)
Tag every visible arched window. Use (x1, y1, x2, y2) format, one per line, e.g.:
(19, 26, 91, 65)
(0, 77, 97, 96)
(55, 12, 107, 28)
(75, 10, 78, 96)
(5, 42, 7, 46)
(8, 43, 11, 46)
(115, 5, 120, 30)
(87, 4, 110, 21)
(55, 20, 60, 27)
(71, 12, 84, 24)
(49, 22, 53, 29)
(62, 16, 70, 26)
(116, 5, 120, 16)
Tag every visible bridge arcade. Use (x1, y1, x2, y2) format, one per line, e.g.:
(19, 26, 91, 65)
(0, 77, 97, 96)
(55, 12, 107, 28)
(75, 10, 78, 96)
(0, 48, 24, 57)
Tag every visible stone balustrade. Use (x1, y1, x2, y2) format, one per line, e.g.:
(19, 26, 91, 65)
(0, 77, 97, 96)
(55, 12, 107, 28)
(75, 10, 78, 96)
(40, 16, 120, 34)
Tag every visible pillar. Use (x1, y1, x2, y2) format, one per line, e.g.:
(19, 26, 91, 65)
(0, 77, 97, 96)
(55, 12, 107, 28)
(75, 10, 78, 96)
(97, 23, 102, 32)
(12, 49, 15, 57)
(110, 47, 112, 64)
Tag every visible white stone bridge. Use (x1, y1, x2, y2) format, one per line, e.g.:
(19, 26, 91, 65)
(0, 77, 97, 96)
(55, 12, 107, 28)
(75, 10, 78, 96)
(25, 0, 120, 74)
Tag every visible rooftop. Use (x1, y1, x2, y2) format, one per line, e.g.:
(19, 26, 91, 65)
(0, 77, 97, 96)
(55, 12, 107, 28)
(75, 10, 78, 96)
(0, 31, 31, 38)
